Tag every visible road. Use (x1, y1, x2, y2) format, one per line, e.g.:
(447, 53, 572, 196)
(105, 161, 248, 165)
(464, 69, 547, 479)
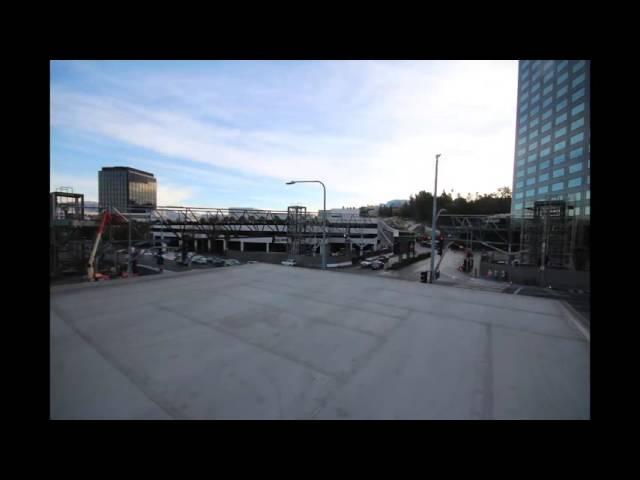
(337, 248, 590, 325)
(339, 247, 508, 292)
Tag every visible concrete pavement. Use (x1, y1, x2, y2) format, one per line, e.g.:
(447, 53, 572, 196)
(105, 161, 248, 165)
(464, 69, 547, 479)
(51, 263, 589, 419)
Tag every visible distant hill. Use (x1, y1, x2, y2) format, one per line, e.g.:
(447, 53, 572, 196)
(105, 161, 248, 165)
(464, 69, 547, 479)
(385, 199, 408, 208)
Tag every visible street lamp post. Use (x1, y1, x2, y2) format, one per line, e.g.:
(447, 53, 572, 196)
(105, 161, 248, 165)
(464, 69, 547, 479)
(430, 154, 441, 283)
(434, 208, 447, 250)
(286, 180, 327, 270)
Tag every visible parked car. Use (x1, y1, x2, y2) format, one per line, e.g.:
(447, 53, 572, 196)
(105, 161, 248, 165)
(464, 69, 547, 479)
(247, 260, 259, 264)
(360, 261, 372, 268)
(370, 261, 384, 270)
(281, 259, 297, 266)
(191, 255, 208, 265)
(224, 259, 241, 266)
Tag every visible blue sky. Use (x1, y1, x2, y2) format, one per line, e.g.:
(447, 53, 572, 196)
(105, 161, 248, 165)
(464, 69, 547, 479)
(50, 60, 518, 211)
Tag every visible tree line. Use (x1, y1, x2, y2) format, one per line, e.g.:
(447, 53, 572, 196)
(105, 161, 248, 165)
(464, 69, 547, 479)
(376, 187, 512, 221)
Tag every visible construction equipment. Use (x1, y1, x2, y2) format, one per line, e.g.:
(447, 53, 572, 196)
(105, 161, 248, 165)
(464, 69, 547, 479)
(86, 209, 134, 281)
(87, 210, 113, 281)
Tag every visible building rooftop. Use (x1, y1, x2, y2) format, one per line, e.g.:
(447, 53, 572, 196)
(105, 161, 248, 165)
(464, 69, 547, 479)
(50, 264, 589, 419)
(100, 166, 155, 177)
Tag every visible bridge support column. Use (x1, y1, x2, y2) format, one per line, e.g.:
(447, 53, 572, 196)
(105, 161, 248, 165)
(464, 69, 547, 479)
(266, 242, 270, 253)
(240, 241, 244, 252)
(223, 239, 228, 252)
(208, 239, 212, 252)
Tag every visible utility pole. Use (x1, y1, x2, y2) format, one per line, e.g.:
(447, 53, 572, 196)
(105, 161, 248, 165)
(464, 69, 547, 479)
(286, 180, 327, 269)
(430, 154, 441, 283)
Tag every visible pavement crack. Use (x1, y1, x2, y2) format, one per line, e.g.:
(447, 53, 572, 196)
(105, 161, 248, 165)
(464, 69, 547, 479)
(51, 303, 183, 420)
(482, 324, 494, 420)
(155, 303, 340, 382)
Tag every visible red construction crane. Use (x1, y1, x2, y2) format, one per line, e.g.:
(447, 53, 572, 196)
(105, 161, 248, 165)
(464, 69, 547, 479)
(87, 211, 113, 281)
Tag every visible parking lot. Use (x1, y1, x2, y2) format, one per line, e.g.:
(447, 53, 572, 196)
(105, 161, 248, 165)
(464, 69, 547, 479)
(135, 251, 243, 274)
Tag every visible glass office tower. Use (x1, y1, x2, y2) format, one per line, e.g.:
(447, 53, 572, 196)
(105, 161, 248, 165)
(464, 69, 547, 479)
(99, 167, 157, 213)
(511, 60, 590, 218)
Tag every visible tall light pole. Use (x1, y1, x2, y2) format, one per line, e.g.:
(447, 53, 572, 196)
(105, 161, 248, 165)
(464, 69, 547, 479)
(286, 180, 327, 270)
(430, 154, 441, 283)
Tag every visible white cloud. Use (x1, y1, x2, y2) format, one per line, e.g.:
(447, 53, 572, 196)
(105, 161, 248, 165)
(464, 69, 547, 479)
(50, 173, 98, 201)
(157, 182, 195, 206)
(49, 171, 195, 207)
(51, 60, 518, 209)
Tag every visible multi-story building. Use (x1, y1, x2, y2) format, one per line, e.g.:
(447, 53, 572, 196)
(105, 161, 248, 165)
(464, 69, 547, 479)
(511, 60, 590, 219)
(98, 167, 157, 213)
(319, 208, 360, 221)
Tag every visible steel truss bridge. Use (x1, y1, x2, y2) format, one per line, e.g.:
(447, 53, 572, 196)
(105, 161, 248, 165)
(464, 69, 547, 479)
(137, 206, 395, 253)
(435, 214, 519, 255)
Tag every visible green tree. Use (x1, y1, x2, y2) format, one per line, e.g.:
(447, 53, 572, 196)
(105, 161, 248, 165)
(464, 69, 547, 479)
(395, 187, 511, 219)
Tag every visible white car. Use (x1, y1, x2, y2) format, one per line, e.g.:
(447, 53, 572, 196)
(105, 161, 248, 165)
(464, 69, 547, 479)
(191, 255, 208, 265)
(281, 259, 297, 266)
(360, 261, 372, 268)
(370, 261, 384, 270)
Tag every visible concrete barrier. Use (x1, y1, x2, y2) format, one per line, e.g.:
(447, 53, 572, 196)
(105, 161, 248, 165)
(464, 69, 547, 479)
(479, 259, 590, 291)
(326, 262, 353, 268)
(224, 250, 355, 268)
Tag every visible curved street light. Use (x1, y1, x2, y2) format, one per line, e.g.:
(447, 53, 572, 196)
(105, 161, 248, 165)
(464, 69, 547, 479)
(286, 180, 327, 270)
(430, 154, 442, 283)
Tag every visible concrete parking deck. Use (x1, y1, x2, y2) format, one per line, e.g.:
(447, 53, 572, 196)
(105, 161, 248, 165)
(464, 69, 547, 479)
(50, 263, 589, 420)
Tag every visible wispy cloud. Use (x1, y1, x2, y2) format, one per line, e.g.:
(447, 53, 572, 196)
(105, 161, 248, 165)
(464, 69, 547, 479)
(51, 60, 518, 210)
(50, 170, 195, 206)
(50, 173, 98, 200)
(157, 183, 195, 206)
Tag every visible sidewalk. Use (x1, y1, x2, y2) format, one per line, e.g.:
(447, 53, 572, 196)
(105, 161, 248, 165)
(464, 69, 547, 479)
(511, 285, 590, 325)
(437, 251, 591, 326)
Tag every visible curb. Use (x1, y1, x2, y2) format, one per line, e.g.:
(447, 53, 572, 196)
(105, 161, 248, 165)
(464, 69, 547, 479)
(557, 300, 590, 342)
(50, 264, 238, 295)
